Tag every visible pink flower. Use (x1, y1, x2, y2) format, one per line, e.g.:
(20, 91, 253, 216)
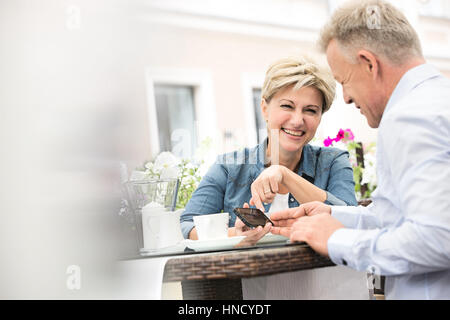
(324, 128, 356, 147)
(342, 129, 355, 142)
(324, 137, 334, 147)
(336, 129, 345, 142)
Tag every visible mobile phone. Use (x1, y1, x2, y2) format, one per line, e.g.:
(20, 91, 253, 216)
(233, 207, 274, 228)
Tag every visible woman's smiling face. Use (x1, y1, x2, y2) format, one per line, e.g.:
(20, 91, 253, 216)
(262, 84, 323, 154)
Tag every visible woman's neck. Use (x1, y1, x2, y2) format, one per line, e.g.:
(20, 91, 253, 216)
(266, 141, 302, 172)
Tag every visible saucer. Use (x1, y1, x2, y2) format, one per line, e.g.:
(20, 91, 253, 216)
(140, 239, 192, 256)
(186, 236, 246, 252)
(256, 233, 289, 245)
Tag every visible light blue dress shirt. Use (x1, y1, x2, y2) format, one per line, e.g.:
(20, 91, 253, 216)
(181, 140, 357, 239)
(328, 64, 450, 299)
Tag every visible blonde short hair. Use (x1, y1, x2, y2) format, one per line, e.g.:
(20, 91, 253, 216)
(318, 0, 423, 64)
(261, 56, 336, 113)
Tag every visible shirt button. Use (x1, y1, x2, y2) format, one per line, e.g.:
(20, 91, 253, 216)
(290, 198, 294, 202)
(342, 259, 348, 266)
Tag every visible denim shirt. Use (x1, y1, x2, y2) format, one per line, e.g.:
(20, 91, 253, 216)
(181, 140, 357, 239)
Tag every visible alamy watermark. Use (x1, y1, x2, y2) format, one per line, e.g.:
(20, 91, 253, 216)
(366, 265, 382, 295)
(66, 265, 81, 290)
(366, 5, 382, 30)
(66, 5, 81, 30)
(168, 127, 280, 166)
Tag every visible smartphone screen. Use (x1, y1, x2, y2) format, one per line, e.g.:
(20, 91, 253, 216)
(233, 207, 273, 228)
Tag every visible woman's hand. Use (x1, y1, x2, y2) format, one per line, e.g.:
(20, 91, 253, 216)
(234, 216, 251, 236)
(234, 203, 257, 236)
(250, 165, 288, 212)
(233, 202, 271, 247)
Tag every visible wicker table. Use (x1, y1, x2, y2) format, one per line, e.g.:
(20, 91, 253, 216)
(162, 243, 335, 300)
(162, 200, 375, 299)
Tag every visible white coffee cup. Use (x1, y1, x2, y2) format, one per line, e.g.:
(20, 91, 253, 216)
(193, 212, 229, 240)
(142, 206, 184, 250)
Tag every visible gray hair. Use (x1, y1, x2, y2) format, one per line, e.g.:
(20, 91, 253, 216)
(318, 0, 423, 64)
(261, 56, 336, 113)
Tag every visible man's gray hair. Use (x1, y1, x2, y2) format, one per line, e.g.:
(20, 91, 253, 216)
(318, 0, 423, 65)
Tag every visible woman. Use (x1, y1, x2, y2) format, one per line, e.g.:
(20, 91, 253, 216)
(181, 56, 357, 241)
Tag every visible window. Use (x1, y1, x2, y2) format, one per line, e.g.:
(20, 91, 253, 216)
(252, 88, 267, 143)
(146, 67, 216, 160)
(154, 84, 197, 158)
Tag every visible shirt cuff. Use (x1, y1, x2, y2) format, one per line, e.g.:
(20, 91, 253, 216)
(324, 191, 347, 206)
(327, 228, 363, 268)
(181, 221, 195, 239)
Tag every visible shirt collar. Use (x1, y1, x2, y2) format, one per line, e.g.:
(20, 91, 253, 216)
(298, 144, 316, 180)
(384, 63, 441, 116)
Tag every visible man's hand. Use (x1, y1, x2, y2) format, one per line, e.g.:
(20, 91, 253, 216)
(288, 213, 344, 256)
(269, 201, 339, 256)
(270, 201, 332, 236)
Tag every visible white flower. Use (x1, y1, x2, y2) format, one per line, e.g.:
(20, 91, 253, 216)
(160, 166, 179, 180)
(154, 152, 180, 180)
(144, 161, 154, 171)
(154, 152, 179, 169)
(143, 161, 160, 178)
(183, 176, 197, 185)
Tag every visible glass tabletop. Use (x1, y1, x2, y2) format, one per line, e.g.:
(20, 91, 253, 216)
(125, 234, 306, 260)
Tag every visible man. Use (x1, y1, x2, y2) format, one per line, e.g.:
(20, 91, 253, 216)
(271, 0, 450, 299)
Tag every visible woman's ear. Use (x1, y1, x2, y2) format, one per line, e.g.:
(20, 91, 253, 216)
(261, 98, 269, 122)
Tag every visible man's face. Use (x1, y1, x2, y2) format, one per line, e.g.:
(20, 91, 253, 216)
(326, 39, 385, 128)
